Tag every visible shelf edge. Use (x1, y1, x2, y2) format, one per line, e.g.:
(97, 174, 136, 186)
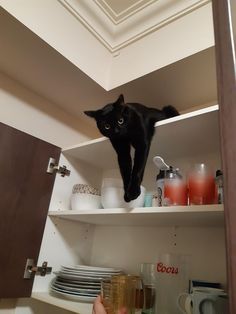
(48, 204, 224, 217)
(62, 105, 219, 152)
(31, 292, 93, 314)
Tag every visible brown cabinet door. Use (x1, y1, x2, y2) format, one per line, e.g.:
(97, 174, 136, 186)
(0, 122, 61, 298)
(212, 0, 236, 313)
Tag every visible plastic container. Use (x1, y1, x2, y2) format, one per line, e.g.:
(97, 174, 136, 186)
(156, 170, 167, 206)
(153, 156, 170, 206)
(163, 167, 188, 206)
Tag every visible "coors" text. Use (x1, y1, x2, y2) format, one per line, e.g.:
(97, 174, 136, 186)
(157, 262, 179, 274)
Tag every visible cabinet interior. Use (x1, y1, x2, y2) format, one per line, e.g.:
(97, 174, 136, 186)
(0, 2, 230, 313)
(31, 46, 226, 310)
(33, 117, 226, 296)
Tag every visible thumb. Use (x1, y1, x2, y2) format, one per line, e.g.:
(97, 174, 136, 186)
(118, 307, 128, 314)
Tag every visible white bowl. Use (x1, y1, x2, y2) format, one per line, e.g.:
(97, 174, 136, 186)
(70, 193, 102, 211)
(101, 182, 146, 209)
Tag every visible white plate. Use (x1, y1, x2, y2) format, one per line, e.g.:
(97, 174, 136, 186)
(55, 279, 101, 290)
(60, 269, 114, 278)
(56, 278, 101, 288)
(54, 272, 102, 282)
(53, 282, 100, 294)
(51, 287, 96, 302)
(62, 265, 123, 273)
(52, 284, 99, 295)
(51, 284, 98, 297)
(61, 267, 121, 275)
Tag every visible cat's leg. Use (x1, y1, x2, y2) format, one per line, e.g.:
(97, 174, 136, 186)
(126, 140, 151, 202)
(110, 139, 132, 196)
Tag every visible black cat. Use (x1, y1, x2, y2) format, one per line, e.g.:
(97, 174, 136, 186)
(84, 94, 179, 202)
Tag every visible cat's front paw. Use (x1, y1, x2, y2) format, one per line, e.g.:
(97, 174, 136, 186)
(124, 192, 131, 203)
(124, 184, 141, 202)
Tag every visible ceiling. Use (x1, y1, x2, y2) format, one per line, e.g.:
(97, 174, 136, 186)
(99, 0, 149, 14)
(0, 2, 217, 137)
(59, 0, 210, 52)
(95, 0, 155, 23)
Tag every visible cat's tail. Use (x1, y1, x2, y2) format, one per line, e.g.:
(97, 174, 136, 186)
(162, 105, 179, 118)
(149, 105, 179, 124)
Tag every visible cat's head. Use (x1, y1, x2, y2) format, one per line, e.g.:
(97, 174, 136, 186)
(84, 94, 130, 138)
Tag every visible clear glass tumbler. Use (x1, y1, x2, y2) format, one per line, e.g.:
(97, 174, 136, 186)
(140, 263, 157, 314)
(188, 163, 216, 205)
(101, 275, 142, 314)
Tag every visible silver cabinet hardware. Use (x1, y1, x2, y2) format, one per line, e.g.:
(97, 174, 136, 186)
(24, 259, 52, 279)
(46, 157, 71, 177)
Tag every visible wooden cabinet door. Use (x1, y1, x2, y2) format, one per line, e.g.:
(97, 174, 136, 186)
(212, 0, 236, 313)
(0, 122, 61, 298)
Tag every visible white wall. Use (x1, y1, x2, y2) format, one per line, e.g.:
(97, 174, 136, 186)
(0, 1, 215, 91)
(0, 0, 112, 90)
(0, 72, 96, 148)
(108, 2, 215, 89)
(90, 226, 227, 287)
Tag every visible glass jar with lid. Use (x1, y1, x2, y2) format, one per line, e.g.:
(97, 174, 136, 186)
(163, 167, 188, 206)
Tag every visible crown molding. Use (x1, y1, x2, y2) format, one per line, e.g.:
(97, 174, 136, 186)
(58, 0, 211, 53)
(94, 0, 156, 24)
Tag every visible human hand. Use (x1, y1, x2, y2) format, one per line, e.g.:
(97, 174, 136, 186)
(92, 295, 128, 314)
(92, 295, 106, 314)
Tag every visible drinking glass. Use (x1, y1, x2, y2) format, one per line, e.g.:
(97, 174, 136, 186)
(140, 263, 157, 314)
(188, 163, 216, 205)
(164, 178, 188, 206)
(101, 275, 142, 314)
(156, 253, 190, 314)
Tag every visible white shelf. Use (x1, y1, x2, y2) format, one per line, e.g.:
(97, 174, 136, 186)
(49, 204, 224, 227)
(31, 292, 93, 314)
(62, 105, 220, 169)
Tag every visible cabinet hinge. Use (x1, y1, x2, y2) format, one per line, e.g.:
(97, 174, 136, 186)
(47, 157, 71, 177)
(23, 259, 52, 279)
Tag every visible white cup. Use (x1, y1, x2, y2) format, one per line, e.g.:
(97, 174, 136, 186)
(177, 287, 227, 314)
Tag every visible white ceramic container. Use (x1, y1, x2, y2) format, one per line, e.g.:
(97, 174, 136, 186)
(71, 194, 101, 211)
(101, 178, 146, 208)
(70, 184, 101, 211)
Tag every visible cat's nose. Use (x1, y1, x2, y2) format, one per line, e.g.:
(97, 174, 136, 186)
(114, 127, 119, 133)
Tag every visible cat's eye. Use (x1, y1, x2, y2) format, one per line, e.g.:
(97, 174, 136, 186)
(105, 124, 110, 130)
(118, 118, 124, 125)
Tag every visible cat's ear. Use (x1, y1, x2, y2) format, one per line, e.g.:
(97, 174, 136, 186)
(116, 94, 125, 105)
(84, 110, 100, 119)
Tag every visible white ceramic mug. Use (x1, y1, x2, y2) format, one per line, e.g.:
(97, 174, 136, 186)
(177, 287, 227, 314)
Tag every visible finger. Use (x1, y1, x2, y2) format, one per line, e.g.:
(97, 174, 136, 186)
(95, 295, 102, 304)
(92, 302, 96, 314)
(118, 307, 128, 314)
(93, 295, 107, 314)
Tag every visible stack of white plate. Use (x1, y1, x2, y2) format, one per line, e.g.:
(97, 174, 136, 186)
(51, 265, 123, 302)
